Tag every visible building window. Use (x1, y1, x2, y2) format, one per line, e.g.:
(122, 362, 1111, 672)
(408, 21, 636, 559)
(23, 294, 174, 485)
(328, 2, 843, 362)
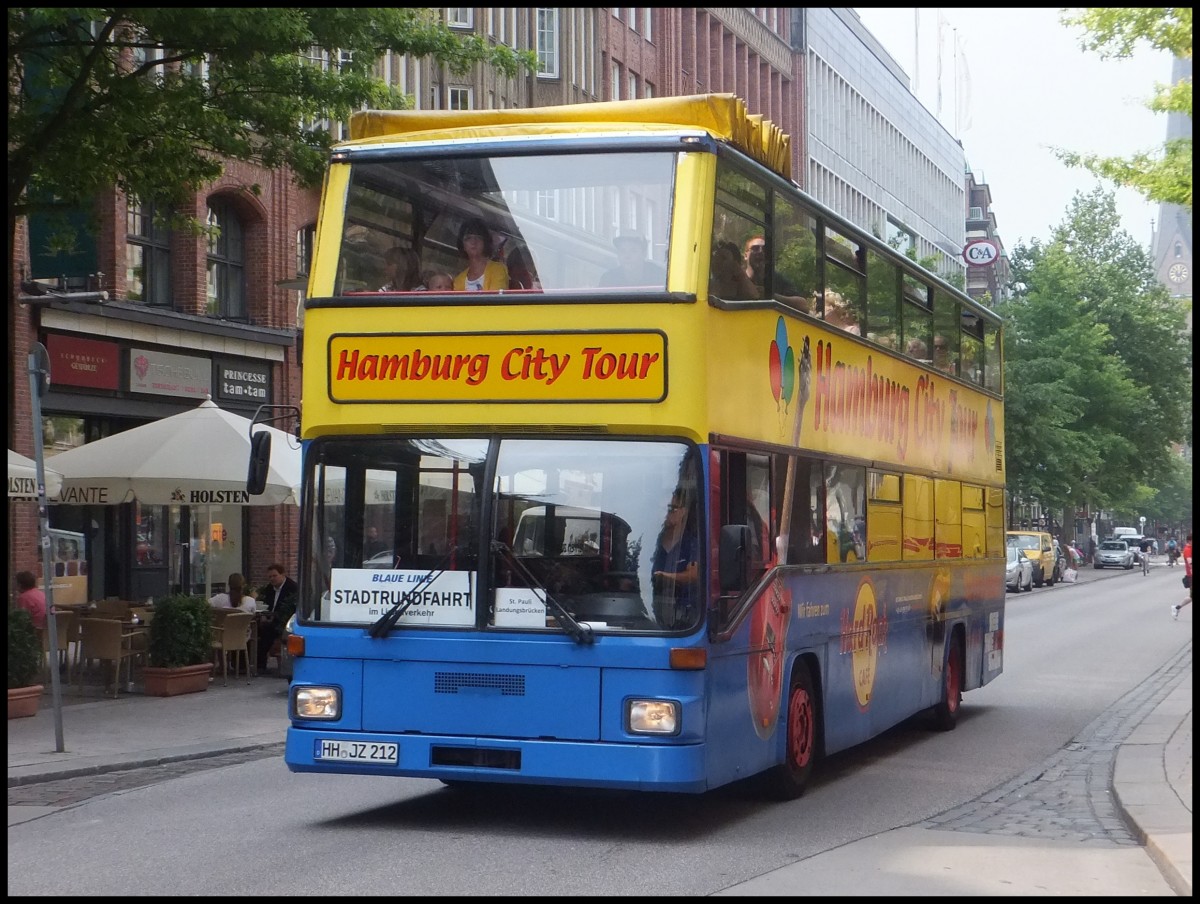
(536, 8, 559, 78)
(611, 61, 621, 100)
(448, 86, 472, 110)
(446, 8, 472, 29)
(206, 200, 245, 320)
(126, 198, 171, 306)
(643, 9, 653, 42)
(181, 54, 208, 84)
(297, 224, 315, 279)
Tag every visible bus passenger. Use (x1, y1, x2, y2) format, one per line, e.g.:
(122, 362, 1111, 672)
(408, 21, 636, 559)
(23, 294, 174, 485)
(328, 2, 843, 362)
(906, 337, 929, 360)
(824, 293, 861, 335)
(379, 246, 422, 292)
(453, 218, 509, 291)
(710, 240, 758, 299)
(507, 245, 542, 290)
(422, 271, 454, 292)
(744, 234, 811, 312)
(932, 336, 955, 374)
(651, 489, 699, 627)
(599, 233, 666, 288)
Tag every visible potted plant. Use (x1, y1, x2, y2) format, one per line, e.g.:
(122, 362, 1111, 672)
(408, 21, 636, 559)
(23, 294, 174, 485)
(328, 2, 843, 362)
(142, 594, 214, 696)
(8, 608, 44, 718)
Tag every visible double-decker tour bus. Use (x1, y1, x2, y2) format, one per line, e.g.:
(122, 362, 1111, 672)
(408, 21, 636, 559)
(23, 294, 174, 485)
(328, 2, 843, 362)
(251, 94, 1006, 798)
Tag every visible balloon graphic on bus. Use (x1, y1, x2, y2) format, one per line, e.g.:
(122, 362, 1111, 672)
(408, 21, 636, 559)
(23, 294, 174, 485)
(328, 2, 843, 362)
(769, 316, 796, 431)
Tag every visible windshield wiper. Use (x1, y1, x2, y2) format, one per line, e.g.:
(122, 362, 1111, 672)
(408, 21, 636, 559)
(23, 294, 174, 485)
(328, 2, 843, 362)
(491, 541, 594, 645)
(368, 549, 455, 638)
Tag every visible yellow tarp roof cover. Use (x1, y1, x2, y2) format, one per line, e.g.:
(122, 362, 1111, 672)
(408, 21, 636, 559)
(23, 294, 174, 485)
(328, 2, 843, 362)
(348, 94, 791, 181)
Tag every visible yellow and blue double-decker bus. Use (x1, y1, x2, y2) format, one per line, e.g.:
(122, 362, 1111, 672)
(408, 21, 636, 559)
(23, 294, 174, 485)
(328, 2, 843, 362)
(263, 94, 1006, 798)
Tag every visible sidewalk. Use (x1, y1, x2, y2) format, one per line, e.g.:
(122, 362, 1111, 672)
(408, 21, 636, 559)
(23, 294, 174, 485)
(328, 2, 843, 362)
(8, 632, 1192, 896)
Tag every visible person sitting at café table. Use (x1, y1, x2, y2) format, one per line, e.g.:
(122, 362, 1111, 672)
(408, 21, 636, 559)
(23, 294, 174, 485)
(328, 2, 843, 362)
(209, 572, 257, 614)
(14, 570, 47, 631)
(256, 562, 299, 672)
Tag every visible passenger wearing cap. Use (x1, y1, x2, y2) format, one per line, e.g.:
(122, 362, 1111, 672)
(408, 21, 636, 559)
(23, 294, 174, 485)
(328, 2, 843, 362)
(598, 232, 666, 288)
(453, 217, 509, 291)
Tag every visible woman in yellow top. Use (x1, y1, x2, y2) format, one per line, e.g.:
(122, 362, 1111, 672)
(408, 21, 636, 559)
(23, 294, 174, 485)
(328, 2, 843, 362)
(453, 217, 509, 291)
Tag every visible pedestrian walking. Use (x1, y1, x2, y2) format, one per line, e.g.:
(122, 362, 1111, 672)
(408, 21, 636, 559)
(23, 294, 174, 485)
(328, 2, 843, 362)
(1172, 532, 1192, 620)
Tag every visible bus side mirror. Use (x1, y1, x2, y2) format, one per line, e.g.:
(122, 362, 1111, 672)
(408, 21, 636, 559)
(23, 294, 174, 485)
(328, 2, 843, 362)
(247, 431, 273, 496)
(719, 524, 752, 592)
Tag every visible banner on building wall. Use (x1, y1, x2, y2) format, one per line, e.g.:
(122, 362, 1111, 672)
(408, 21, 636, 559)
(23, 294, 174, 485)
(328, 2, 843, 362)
(128, 348, 212, 399)
(47, 334, 121, 390)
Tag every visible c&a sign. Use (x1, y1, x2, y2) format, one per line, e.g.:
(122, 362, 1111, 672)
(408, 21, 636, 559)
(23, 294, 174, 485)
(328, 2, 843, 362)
(963, 239, 1000, 267)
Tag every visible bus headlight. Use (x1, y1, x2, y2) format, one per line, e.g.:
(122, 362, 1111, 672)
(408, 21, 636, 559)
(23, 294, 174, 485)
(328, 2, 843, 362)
(626, 699, 680, 735)
(292, 686, 341, 720)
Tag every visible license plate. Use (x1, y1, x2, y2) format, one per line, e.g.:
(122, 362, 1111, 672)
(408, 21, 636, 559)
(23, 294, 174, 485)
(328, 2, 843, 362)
(315, 739, 399, 764)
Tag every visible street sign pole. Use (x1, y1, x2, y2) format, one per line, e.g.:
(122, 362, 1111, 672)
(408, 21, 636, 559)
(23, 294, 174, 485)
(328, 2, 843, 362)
(28, 342, 65, 752)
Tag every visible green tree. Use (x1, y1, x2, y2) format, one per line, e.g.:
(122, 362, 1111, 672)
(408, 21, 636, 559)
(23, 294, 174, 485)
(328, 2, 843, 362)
(8, 8, 536, 266)
(1001, 188, 1191, 518)
(1056, 7, 1193, 211)
(1138, 454, 1193, 528)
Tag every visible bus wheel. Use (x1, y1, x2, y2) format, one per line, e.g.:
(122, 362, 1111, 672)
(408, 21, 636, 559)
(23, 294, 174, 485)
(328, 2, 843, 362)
(760, 665, 818, 800)
(931, 634, 963, 732)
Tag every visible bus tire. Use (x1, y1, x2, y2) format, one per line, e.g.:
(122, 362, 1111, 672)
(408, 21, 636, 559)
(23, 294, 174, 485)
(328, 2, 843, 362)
(931, 632, 963, 732)
(760, 663, 819, 801)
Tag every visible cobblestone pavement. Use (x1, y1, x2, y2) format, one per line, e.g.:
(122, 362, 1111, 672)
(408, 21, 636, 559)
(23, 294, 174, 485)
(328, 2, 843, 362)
(922, 643, 1190, 845)
(7, 743, 284, 809)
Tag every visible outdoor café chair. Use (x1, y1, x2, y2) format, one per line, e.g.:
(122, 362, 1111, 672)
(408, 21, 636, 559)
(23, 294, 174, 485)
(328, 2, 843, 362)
(76, 617, 138, 698)
(211, 611, 253, 686)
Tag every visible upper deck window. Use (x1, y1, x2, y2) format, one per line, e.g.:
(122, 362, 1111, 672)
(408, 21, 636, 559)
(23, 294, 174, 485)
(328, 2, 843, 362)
(335, 150, 674, 295)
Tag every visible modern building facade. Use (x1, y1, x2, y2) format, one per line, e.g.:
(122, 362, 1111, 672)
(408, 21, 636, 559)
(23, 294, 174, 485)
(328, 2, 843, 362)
(1149, 56, 1193, 318)
(9, 8, 995, 600)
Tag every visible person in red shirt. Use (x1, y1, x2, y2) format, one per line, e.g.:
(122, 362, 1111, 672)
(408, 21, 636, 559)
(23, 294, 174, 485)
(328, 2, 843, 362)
(1173, 533, 1192, 620)
(15, 570, 47, 631)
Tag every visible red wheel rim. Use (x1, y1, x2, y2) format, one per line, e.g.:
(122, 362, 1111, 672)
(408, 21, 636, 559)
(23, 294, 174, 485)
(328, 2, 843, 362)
(787, 685, 814, 768)
(945, 647, 961, 714)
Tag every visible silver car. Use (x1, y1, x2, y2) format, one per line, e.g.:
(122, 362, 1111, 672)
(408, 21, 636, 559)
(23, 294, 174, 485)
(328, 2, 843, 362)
(1094, 539, 1135, 570)
(1006, 544, 1033, 592)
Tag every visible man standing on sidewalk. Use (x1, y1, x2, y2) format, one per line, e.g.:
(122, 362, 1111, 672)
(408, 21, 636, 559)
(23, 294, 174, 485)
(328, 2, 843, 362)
(1173, 532, 1192, 620)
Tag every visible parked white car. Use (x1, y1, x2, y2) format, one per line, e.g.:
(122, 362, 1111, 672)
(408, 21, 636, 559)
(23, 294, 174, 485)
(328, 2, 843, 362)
(1006, 544, 1033, 592)
(1095, 539, 1135, 570)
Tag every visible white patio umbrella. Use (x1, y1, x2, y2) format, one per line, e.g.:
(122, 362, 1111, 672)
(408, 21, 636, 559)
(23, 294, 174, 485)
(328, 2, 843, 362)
(48, 398, 302, 599)
(8, 449, 63, 500)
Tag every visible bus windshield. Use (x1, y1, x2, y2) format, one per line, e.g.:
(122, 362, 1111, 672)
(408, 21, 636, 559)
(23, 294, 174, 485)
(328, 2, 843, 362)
(335, 150, 676, 295)
(304, 436, 703, 635)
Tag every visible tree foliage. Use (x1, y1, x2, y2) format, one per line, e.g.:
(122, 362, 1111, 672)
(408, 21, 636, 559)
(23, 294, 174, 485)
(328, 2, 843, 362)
(1000, 188, 1192, 517)
(8, 8, 537, 244)
(1056, 7, 1193, 211)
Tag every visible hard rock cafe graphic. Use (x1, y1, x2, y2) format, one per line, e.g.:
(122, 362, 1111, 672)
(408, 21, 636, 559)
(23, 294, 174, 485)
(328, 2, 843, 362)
(841, 578, 889, 710)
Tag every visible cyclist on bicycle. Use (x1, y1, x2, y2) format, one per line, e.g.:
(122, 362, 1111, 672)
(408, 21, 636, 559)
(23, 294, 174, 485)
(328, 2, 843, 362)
(1138, 536, 1154, 574)
(1167, 536, 1179, 566)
